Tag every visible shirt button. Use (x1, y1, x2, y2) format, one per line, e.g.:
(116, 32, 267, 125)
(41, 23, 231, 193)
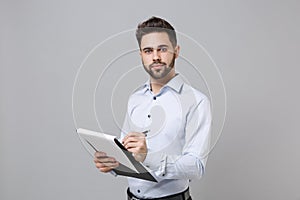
(153, 96, 156, 100)
(137, 190, 140, 193)
(162, 174, 165, 176)
(147, 114, 151, 118)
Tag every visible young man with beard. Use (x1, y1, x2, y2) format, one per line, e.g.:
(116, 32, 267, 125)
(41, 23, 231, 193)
(94, 16, 212, 200)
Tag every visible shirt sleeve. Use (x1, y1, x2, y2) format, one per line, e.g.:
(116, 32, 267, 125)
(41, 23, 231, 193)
(143, 96, 212, 181)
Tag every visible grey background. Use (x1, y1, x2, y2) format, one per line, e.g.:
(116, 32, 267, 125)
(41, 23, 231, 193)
(1, 0, 299, 200)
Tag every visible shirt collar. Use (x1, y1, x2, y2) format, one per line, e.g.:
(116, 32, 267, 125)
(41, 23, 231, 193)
(140, 73, 184, 94)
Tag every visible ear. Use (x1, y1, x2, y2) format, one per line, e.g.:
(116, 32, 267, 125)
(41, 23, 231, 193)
(174, 45, 180, 58)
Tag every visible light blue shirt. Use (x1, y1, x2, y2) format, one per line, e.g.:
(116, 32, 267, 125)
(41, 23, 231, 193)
(120, 74, 212, 199)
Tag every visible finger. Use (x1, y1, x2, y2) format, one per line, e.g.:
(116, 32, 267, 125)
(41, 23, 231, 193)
(124, 136, 145, 146)
(94, 151, 107, 158)
(123, 135, 145, 146)
(95, 161, 119, 169)
(124, 141, 140, 149)
(97, 162, 119, 173)
(123, 137, 141, 147)
(125, 141, 146, 152)
(122, 132, 145, 143)
(94, 156, 117, 163)
(124, 139, 146, 149)
(126, 147, 140, 153)
(100, 167, 113, 173)
(127, 148, 147, 156)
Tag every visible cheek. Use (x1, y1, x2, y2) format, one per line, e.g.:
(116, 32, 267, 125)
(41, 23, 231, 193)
(162, 54, 173, 63)
(142, 56, 152, 65)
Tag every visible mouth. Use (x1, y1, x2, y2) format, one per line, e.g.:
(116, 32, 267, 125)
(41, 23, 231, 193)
(150, 63, 165, 70)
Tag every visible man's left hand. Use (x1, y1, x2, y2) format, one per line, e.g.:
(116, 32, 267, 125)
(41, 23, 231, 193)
(122, 132, 147, 162)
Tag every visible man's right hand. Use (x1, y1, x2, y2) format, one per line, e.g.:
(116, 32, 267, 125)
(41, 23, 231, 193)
(94, 151, 119, 173)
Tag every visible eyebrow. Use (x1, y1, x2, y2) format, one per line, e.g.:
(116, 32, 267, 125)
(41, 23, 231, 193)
(142, 44, 169, 51)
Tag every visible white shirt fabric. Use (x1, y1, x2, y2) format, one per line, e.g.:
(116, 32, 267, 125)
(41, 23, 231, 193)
(120, 74, 212, 199)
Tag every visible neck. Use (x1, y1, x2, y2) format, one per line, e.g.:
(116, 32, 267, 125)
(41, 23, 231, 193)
(150, 70, 176, 94)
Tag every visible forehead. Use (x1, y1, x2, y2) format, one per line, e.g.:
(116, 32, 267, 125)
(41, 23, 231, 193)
(140, 32, 172, 48)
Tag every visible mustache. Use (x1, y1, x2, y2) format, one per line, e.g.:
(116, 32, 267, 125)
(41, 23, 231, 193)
(149, 61, 167, 68)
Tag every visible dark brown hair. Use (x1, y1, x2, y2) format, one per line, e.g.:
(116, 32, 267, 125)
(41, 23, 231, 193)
(136, 16, 177, 48)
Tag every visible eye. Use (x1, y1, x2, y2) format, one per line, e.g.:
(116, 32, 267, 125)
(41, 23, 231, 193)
(143, 49, 153, 54)
(160, 47, 168, 52)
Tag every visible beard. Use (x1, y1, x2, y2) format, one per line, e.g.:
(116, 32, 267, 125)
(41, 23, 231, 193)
(143, 54, 176, 80)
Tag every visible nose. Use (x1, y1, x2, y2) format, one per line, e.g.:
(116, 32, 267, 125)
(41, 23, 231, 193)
(152, 49, 161, 62)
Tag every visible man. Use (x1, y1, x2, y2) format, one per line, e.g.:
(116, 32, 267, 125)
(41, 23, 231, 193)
(94, 16, 212, 200)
